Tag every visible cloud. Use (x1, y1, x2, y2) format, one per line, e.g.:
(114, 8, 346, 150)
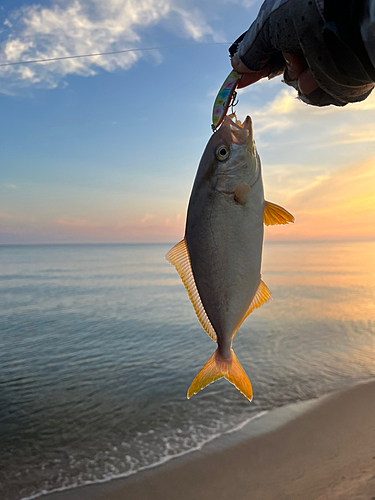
(331, 124, 375, 145)
(234, 85, 375, 242)
(162, 212, 182, 227)
(242, 85, 375, 137)
(2, 183, 17, 189)
(138, 213, 156, 226)
(219, 0, 259, 8)
(48, 211, 185, 242)
(265, 158, 375, 241)
(234, 85, 375, 196)
(0, 0, 214, 92)
(291, 159, 375, 212)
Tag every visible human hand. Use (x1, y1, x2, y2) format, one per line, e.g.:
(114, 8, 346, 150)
(229, 0, 374, 106)
(231, 52, 319, 95)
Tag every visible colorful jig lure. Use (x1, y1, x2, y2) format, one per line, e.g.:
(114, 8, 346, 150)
(211, 70, 241, 131)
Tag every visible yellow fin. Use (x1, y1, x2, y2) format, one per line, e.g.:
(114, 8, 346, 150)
(264, 201, 294, 226)
(166, 238, 217, 343)
(187, 349, 253, 401)
(242, 279, 272, 323)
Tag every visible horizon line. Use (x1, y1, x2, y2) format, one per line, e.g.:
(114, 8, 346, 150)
(0, 238, 374, 247)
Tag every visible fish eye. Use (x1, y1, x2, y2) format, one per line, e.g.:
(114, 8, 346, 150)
(215, 145, 230, 161)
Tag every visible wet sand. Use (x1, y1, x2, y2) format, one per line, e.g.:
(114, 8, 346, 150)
(41, 380, 375, 500)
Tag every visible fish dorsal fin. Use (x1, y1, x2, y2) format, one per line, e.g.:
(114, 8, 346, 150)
(166, 238, 217, 343)
(264, 201, 294, 226)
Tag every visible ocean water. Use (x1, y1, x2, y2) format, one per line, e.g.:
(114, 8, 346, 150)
(0, 241, 374, 500)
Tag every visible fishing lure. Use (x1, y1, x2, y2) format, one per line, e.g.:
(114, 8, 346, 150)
(211, 70, 241, 131)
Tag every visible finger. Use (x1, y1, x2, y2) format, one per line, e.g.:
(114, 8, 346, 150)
(231, 54, 259, 74)
(298, 68, 319, 95)
(237, 65, 270, 88)
(283, 53, 307, 80)
(283, 52, 319, 95)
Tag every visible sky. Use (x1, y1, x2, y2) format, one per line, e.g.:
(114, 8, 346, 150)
(0, 0, 374, 244)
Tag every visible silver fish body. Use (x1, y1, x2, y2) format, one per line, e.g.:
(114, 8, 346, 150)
(167, 115, 293, 401)
(186, 117, 263, 359)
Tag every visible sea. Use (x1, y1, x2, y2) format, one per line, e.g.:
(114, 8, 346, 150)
(0, 241, 374, 500)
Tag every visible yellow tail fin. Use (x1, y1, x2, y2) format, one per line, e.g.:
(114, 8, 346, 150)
(187, 350, 253, 402)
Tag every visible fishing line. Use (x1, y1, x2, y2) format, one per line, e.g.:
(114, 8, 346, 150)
(0, 42, 231, 68)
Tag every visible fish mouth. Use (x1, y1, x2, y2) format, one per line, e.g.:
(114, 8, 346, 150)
(222, 114, 253, 150)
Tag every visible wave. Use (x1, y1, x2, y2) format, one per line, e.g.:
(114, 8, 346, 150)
(20, 410, 268, 500)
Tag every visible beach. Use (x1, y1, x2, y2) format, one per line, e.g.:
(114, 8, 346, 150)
(40, 379, 375, 500)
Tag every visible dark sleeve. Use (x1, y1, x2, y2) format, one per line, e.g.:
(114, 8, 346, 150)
(323, 0, 375, 82)
(360, 0, 375, 69)
(229, 0, 375, 106)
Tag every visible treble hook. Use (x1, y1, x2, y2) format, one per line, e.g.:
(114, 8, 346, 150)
(230, 91, 239, 114)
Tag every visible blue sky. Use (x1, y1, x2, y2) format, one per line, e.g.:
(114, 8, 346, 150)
(1, 0, 374, 243)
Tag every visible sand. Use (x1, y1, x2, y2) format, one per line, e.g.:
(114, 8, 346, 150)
(41, 380, 375, 500)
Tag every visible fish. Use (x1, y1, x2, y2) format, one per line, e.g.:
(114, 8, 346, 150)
(166, 115, 294, 401)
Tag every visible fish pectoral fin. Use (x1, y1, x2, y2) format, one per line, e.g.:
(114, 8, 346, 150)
(264, 201, 294, 226)
(234, 183, 251, 205)
(187, 349, 253, 402)
(166, 238, 217, 343)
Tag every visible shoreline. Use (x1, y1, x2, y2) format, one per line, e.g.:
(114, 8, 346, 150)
(37, 379, 375, 500)
(23, 400, 314, 500)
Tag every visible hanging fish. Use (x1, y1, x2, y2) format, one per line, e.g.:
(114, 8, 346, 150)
(167, 115, 294, 401)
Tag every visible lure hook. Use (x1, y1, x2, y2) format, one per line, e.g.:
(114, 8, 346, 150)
(230, 91, 239, 114)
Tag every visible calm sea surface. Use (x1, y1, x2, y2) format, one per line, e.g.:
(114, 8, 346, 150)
(0, 242, 374, 500)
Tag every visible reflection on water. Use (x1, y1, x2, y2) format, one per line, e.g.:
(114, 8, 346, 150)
(263, 241, 375, 321)
(0, 241, 374, 500)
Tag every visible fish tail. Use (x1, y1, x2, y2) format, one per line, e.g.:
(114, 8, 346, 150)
(187, 349, 253, 402)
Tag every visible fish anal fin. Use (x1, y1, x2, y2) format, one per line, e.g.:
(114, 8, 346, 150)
(264, 201, 294, 226)
(187, 349, 253, 402)
(166, 238, 217, 343)
(243, 279, 272, 322)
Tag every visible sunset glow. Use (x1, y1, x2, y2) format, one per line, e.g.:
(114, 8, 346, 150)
(1, 1, 374, 244)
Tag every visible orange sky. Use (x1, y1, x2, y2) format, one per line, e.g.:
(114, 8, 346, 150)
(2, 85, 374, 244)
(265, 157, 375, 242)
(40, 154, 375, 244)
